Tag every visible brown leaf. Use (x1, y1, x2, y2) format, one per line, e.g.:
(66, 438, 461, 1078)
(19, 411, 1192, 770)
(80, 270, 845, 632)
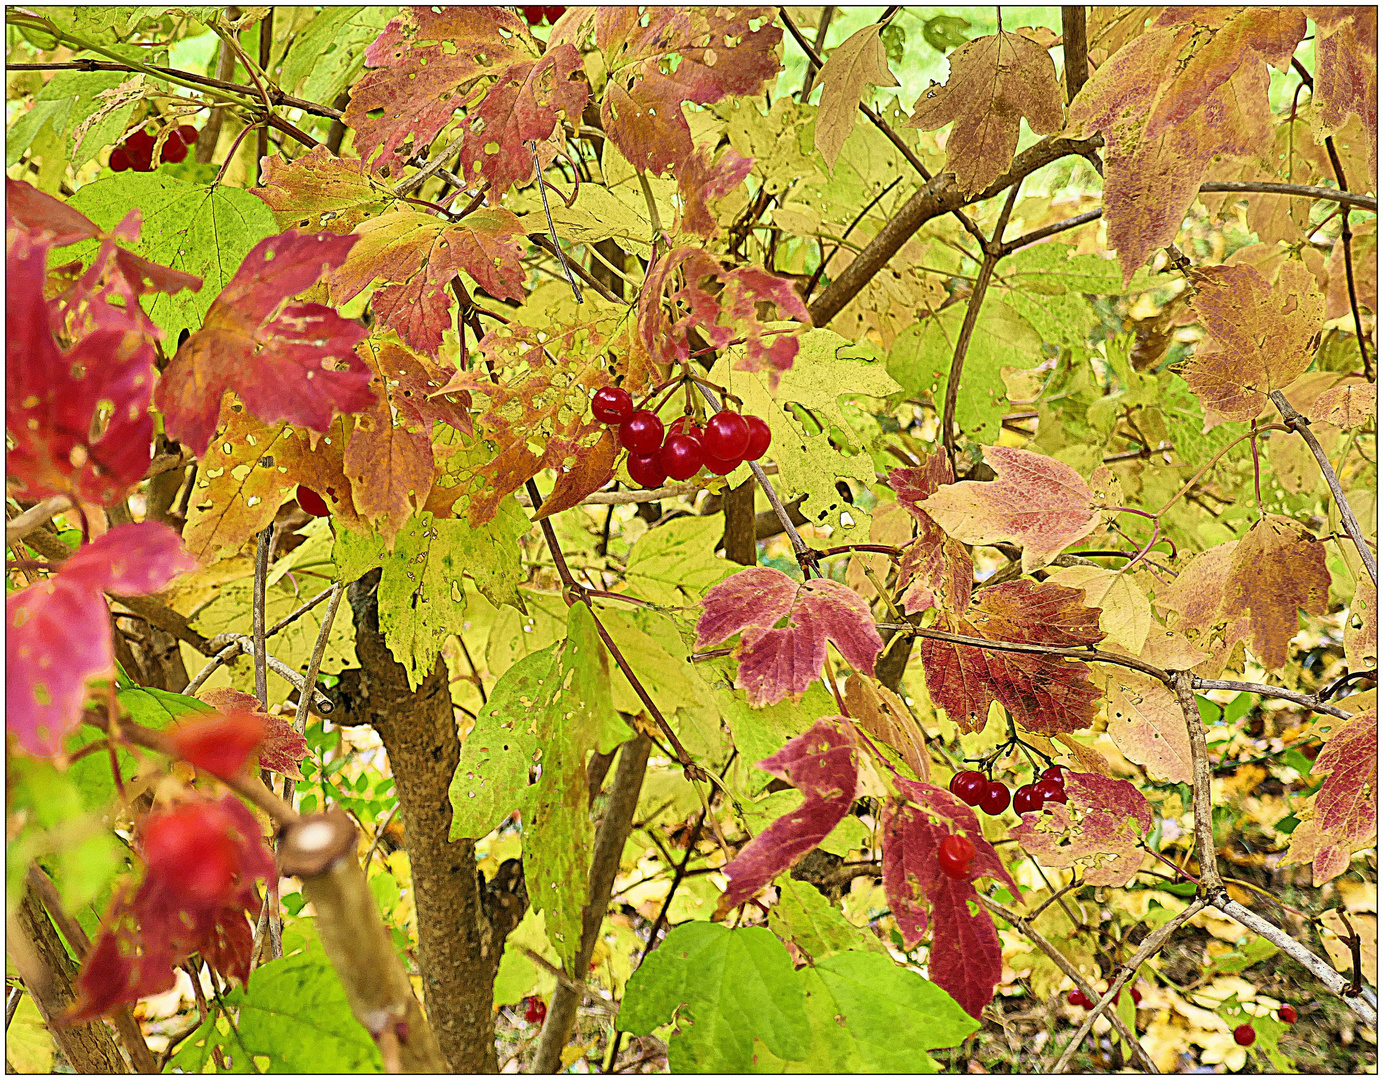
(1313, 9, 1378, 175)
(844, 672, 929, 781)
(1315, 381, 1377, 429)
(1054, 732, 1114, 777)
(814, 23, 899, 172)
(1218, 515, 1330, 671)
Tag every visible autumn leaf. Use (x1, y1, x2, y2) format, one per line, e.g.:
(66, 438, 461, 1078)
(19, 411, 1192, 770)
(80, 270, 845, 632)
(1285, 709, 1377, 886)
(905, 31, 1062, 195)
(889, 453, 972, 615)
(255, 146, 396, 234)
(919, 445, 1121, 574)
(677, 143, 754, 238)
(1313, 9, 1377, 172)
(718, 718, 858, 909)
(1098, 667, 1194, 784)
(1011, 771, 1152, 886)
(919, 580, 1104, 735)
(1047, 565, 1152, 655)
(1218, 515, 1330, 671)
(1180, 262, 1325, 423)
(196, 688, 309, 781)
(165, 712, 268, 781)
(8, 523, 198, 756)
(696, 568, 884, 709)
(844, 673, 929, 782)
(815, 23, 899, 172)
(156, 231, 373, 456)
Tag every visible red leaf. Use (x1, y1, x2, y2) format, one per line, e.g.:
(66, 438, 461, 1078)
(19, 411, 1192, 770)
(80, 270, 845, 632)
(8, 524, 197, 756)
(677, 143, 754, 238)
(156, 232, 372, 455)
(1010, 771, 1152, 886)
(166, 712, 268, 780)
(920, 580, 1104, 735)
(1313, 708, 1377, 857)
(889, 453, 973, 615)
(696, 567, 884, 708)
(197, 688, 310, 781)
(719, 718, 858, 909)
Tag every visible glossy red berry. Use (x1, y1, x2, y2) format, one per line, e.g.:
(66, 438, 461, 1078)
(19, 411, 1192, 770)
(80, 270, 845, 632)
(592, 386, 633, 424)
(297, 486, 330, 517)
(521, 6, 547, 25)
(175, 124, 200, 146)
(109, 145, 130, 172)
(1012, 783, 1043, 815)
(937, 834, 976, 880)
(619, 410, 664, 454)
(1041, 765, 1066, 781)
(160, 135, 189, 164)
(1068, 990, 1092, 1009)
(1234, 1023, 1256, 1047)
(523, 995, 547, 1024)
(703, 453, 741, 476)
(742, 414, 772, 461)
(627, 452, 667, 489)
(668, 416, 704, 440)
(949, 770, 988, 806)
(544, 5, 566, 21)
(978, 780, 1011, 816)
(703, 410, 750, 460)
(1130, 987, 1143, 1006)
(661, 433, 704, 481)
(1278, 1004, 1297, 1024)
(1034, 777, 1067, 805)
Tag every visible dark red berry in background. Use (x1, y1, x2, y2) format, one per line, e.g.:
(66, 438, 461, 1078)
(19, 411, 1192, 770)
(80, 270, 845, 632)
(1068, 990, 1092, 1009)
(703, 410, 750, 460)
(937, 834, 976, 880)
(1130, 987, 1142, 1006)
(1034, 777, 1067, 804)
(592, 386, 633, 424)
(627, 452, 666, 489)
(523, 996, 547, 1024)
(175, 124, 200, 146)
(297, 486, 330, 517)
(742, 414, 772, 461)
(1041, 765, 1066, 781)
(703, 453, 740, 476)
(109, 145, 130, 172)
(161, 136, 189, 164)
(661, 433, 704, 481)
(619, 410, 663, 454)
(1012, 783, 1043, 815)
(521, 6, 547, 25)
(125, 129, 156, 172)
(1278, 1004, 1297, 1024)
(544, 5, 566, 21)
(1234, 1023, 1256, 1047)
(949, 769, 988, 807)
(978, 780, 1010, 816)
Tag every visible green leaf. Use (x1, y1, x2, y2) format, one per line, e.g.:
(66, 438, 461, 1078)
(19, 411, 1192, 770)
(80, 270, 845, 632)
(921, 14, 971, 52)
(279, 7, 396, 108)
(769, 876, 885, 961)
(617, 923, 811, 1072)
(65, 171, 277, 341)
(622, 516, 738, 607)
(718, 678, 837, 787)
(994, 242, 1124, 353)
(493, 908, 560, 1005)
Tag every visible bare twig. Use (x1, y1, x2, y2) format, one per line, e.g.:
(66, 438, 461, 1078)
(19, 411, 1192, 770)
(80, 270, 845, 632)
(1320, 136, 1375, 379)
(6, 495, 73, 547)
(252, 527, 273, 707)
(183, 634, 334, 714)
(1174, 671, 1224, 890)
(1191, 677, 1352, 720)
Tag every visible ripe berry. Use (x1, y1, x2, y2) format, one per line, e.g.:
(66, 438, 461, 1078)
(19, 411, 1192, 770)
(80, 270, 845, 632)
(627, 452, 666, 489)
(978, 780, 1011, 816)
(1041, 765, 1066, 781)
(1278, 1004, 1297, 1024)
(703, 410, 750, 460)
(949, 770, 988, 807)
(175, 124, 200, 146)
(1034, 777, 1067, 805)
(1130, 987, 1142, 1006)
(523, 995, 547, 1024)
(702, 453, 741, 476)
(1012, 783, 1044, 815)
(742, 414, 772, 461)
(1234, 1023, 1256, 1047)
(1068, 990, 1092, 1008)
(668, 416, 704, 440)
(937, 834, 976, 880)
(619, 410, 664, 454)
(297, 486, 330, 517)
(160, 135, 189, 164)
(661, 433, 704, 481)
(125, 129, 156, 172)
(592, 386, 633, 424)
(545, 5, 566, 21)
(521, 6, 547, 25)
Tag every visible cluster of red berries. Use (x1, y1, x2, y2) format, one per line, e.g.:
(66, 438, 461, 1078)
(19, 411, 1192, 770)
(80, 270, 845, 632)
(110, 125, 199, 172)
(592, 386, 771, 489)
(1068, 984, 1142, 1010)
(949, 765, 1069, 817)
(521, 5, 566, 25)
(522, 995, 547, 1025)
(937, 834, 976, 881)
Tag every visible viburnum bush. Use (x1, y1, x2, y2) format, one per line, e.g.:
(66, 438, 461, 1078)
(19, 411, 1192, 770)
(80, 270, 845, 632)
(4, 5, 1377, 1075)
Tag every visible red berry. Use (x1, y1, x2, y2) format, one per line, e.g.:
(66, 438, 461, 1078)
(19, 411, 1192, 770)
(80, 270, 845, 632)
(1131, 987, 1142, 1006)
(742, 414, 772, 461)
(1012, 783, 1044, 815)
(160, 136, 189, 164)
(1041, 765, 1066, 781)
(1234, 1023, 1256, 1047)
(297, 485, 330, 517)
(668, 416, 704, 440)
(592, 386, 634, 424)
(1068, 990, 1092, 1008)
(544, 5, 566, 21)
(937, 834, 976, 880)
(109, 145, 130, 172)
(627, 452, 666, 489)
(523, 995, 547, 1024)
(703, 410, 750, 460)
(702, 453, 741, 476)
(126, 129, 156, 172)
(978, 780, 1011, 816)
(175, 124, 200, 146)
(619, 410, 664, 454)
(949, 770, 987, 806)
(1278, 1004, 1297, 1024)
(661, 433, 704, 481)
(521, 6, 547, 25)
(1034, 777, 1067, 805)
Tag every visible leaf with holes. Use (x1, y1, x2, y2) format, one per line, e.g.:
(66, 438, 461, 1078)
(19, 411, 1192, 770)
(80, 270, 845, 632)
(890, 454, 973, 616)
(1098, 668, 1193, 784)
(195, 688, 309, 781)
(677, 143, 754, 238)
(1288, 708, 1378, 886)
(1010, 771, 1152, 886)
(255, 146, 396, 235)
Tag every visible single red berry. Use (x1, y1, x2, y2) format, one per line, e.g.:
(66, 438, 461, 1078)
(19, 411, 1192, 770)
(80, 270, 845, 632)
(1068, 990, 1092, 1008)
(592, 386, 634, 424)
(627, 452, 667, 489)
(523, 995, 547, 1024)
(668, 416, 704, 440)
(297, 486, 330, 517)
(1034, 777, 1067, 805)
(544, 5, 566, 21)
(521, 6, 547, 25)
(661, 433, 704, 481)
(109, 145, 131, 172)
(160, 136, 189, 164)
(1041, 765, 1066, 781)
(742, 414, 772, 461)
(949, 770, 986, 806)
(1234, 1023, 1256, 1047)
(1130, 987, 1143, 1006)
(175, 124, 200, 146)
(703, 454, 741, 476)
(619, 410, 664, 454)
(126, 129, 156, 172)
(703, 410, 750, 460)
(937, 834, 976, 880)
(1278, 1004, 1297, 1024)
(978, 780, 1011, 816)
(1012, 783, 1044, 815)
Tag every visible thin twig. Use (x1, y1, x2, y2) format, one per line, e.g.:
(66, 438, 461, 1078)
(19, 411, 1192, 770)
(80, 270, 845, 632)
(529, 141, 582, 303)
(1190, 677, 1352, 720)
(183, 635, 334, 714)
(5, 495, 73, 547)
(1174, 671, 1224, 890)
(520, 948, 618, 1015)
(252, 527, 273, 708)
(1320, 136, 1374, 379)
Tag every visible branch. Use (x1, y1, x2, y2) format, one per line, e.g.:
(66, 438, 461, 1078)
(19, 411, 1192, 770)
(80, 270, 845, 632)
(1060, 7, 1089, 102)
(6, 495, 73, 546)
(252, 527, 272, 707)
(1321, 133, 1375, 379)
(1198, 180, 1377, 212)
(1191, 677, 1352, 720)
(185, 634, 335, 715)
(1173, 671, 1224, 890)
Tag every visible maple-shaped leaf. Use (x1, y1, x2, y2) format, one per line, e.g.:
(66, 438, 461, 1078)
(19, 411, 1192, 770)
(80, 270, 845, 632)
(1286, 709, 1377, 886)
(1098, 667, 1194, 784)
(1314, 9, 1377, 172)
(594, 7, 783, 174)
(677, 143, 754, 238)
(719, 718, 858, 909)
(1010, 771, 1152, 886)
(156, 231, 372, 456)
(330, 207, 526, 357)
(919, 446, 1120, 574)
(255, 146, 396, 234)
(1180, 262, 1325, 423)
(920, 580, 1104, 735)
(697, 567, 884, 708)
(815, 23, 900, 172)
(8, 523, 197, 756)
(881, 779, 1016, 1018)
(196, 687, 309, 780)
(165, 712, 268, 781)
(640, 247, 811, 387)
(905, 31, 1062, 195)
(889, 454, 972, 615)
